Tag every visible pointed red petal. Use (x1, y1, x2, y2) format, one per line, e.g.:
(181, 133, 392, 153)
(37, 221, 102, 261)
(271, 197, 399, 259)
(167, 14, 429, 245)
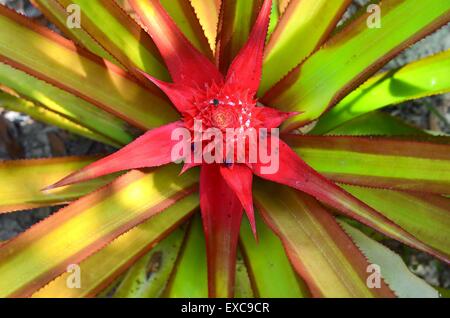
(251, 137, 448, 262)
(45, 121, 184, 189)
(220, 164, 256, 237)
(200, 164, 243, 298)
(254, 105, 299, 128)
(139, 71, 196, 113)
(225, 0, 272, 93)
(129, 0, 222, 86)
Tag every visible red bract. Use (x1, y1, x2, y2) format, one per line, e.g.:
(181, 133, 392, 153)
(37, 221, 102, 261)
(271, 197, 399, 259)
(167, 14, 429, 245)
(41, 0, 445, 298)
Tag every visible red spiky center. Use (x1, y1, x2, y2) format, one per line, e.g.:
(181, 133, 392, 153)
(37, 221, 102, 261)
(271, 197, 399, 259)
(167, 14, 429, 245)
(182, 83, 258, 134)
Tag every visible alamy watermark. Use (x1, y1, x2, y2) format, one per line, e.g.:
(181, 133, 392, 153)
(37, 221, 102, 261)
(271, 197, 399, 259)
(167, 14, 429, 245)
(367, 4, 381, 29)
(66, 4, 81, 29)
(66, 263, 81, 289)
(366, 264, 382, 289)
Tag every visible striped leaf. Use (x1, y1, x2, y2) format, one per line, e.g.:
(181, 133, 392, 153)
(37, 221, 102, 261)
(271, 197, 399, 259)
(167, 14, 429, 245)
(240, 211, 309, 297)
(31, 0, 118, 64)
(33, 197, 197, 298)
(312, 49, 450, 134)
(0, 62, 134, 146)
(254, 182, 395, 297)
(286, 135, 450, 194)
(164, 214, 208, 298)
(0, 6, 177, 130)
(0, 92, 121, 146)
(190, 0, 221, 52)
(55, 0, 170, 81)
(341, 184, 450, 256)
(160, 0, 213, 59)
(325, 111, 428, 137)
(260, 0, 351, 94)
(0, 157, 114, 213)
(0, 165, 198, 297)
(263, 0, 450, 131)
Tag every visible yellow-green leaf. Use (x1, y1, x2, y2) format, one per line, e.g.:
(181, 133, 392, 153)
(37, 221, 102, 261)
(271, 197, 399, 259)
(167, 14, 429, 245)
(260, 0, 351, 94)
(286, 135, 450, 194)
(33, 196, 198, 298)
(190, 0, 221, 52)
(56, 0, 170, 81)
(254, 182, 395, 297)
(0, 156, 114, 213)
(160, 0, 213, 59)
(0, 165, 198, 297)
(240, 211, 309, 297)
(0, 63, 134, 146)
(312, 49, 450, 134)
(32, 0, 119, 64)
(0, 91, 123, 147)
(216, 0, 263, 73)
(0, 6, 177, 130)
(341, 184, 450, 256)
(164, 213, 208, 298)
(264, 0, 450, 131)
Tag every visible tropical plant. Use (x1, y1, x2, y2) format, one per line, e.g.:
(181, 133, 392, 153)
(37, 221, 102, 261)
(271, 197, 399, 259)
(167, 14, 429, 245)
(0, 0, 449, 298)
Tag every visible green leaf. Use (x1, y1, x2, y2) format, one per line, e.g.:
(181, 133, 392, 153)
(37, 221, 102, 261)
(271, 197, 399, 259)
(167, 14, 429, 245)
(235, 253, 254, 298)
(0, 6, 177, 130)
(33, 196, 197, 298)
(164, 213, 208, 298)
(0, 157, 115, 213)
(436, 287, 450, 298)
(0, 91, 122, 147)
(263, 0, 450, 131)
(0, 62, 134, 146)
(254, 182, 395, 297)
(325, 111, 428, 136)
(56, 0, 169, 81)
(341, 184, 450, 256)
(339, 221, 439, 298)
(260, 0, 351, 94)
(240, 211, 309, 297)
(267, 0, 280, 38)
(160, 0, 213, 59)
(286, 135, 450, 194)
(31, 0, 119, 64)
(312, 49, 450, 134)
(190, 0, 221, 52)
(0, 165, 198, 297)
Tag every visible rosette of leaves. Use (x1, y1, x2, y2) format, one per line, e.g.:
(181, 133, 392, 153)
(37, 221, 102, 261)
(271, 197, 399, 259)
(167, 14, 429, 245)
(0, 0, 449, 298)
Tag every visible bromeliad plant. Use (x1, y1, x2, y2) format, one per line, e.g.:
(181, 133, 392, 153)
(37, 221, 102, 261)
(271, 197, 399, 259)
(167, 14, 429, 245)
(0, 0, 449, 298)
